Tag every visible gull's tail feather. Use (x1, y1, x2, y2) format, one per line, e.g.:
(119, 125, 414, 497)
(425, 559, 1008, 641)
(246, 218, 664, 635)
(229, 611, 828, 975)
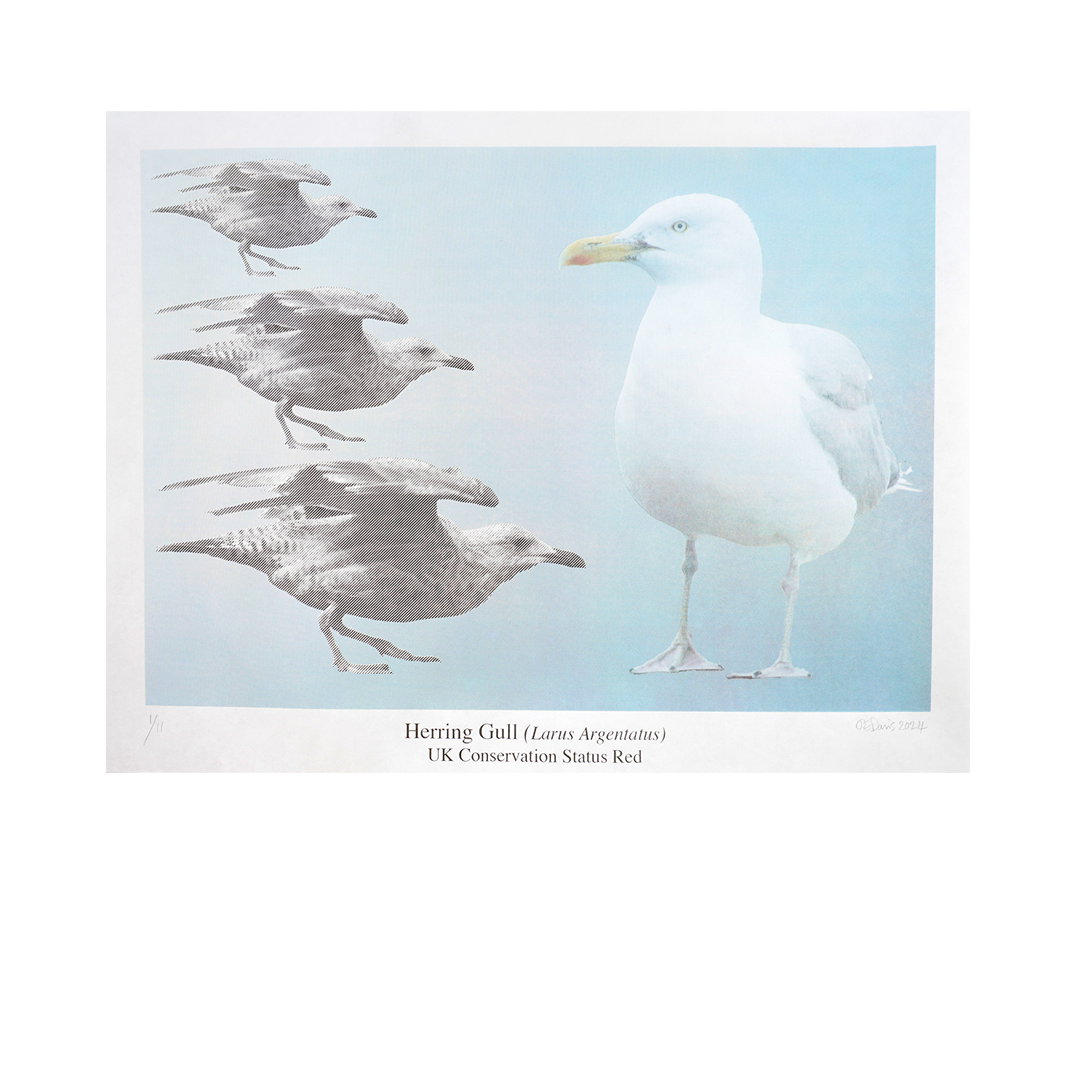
(192, 314, 295, 334)
(158, 536, 259, 566)
(159, 529, 290, 571)
(159, 538, 219, 555)
(211, 495, 299, 517)
(153, 202, 204, 218)
(158, 294, 257, 315)
(886, 461, 921, 495)
(156, 344, 250, 377)
(177, 181, 239, 194)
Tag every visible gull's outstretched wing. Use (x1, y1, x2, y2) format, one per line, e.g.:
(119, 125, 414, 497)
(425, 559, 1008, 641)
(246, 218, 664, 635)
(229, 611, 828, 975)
(153, 159, 331, 194)
(164, 460, 499, 580)
(790, 323, 895, 515)
(163, 459, 499, 516)
(158, 289, 409, 333)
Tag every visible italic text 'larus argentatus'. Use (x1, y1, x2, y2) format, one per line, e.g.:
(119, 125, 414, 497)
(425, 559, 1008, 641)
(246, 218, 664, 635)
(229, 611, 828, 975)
(157, 289, 473, 450)
(561, 194, 915, 678)
(153, 159, 375, 276)
(160, 459, 585, 673)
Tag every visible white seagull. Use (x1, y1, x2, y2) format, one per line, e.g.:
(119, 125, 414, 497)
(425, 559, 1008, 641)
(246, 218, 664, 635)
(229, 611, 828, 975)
(160, 459, 586, 673)
(157, 288, 473, 450)
(153, 159, 375, 276)
(561, 194, 915, 678)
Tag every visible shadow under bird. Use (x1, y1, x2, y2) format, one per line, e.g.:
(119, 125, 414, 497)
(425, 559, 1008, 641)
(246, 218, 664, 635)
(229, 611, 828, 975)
(153, 159, 376, 275)
(160, 458, 586, 673)
(561, 193, 916, 679)
(157, 288, 473, 449)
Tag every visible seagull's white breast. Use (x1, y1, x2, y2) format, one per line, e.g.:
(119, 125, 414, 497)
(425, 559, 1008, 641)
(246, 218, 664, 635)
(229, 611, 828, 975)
(614, 292, 857, 559)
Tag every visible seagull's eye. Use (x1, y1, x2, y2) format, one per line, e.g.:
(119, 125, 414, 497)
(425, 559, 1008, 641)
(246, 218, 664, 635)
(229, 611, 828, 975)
(671, 220, 688, 233)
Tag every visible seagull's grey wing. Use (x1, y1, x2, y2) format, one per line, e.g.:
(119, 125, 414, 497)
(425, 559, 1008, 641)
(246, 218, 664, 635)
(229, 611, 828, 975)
(305, 289, 410, 325)
(154, 162, 245, 181)
(154, 159, 331, 194)
(790, 323, 896, 514)
(163, 460, 502, 614)
(158, 292, 276, 316)
(158, 292, 312, 332)
(163, 463, 315, 493)
(158, 289, 408, 333)
(236, 160, 332, 187)
(163, 459, 499, 516)
(226, 291, 408, 335)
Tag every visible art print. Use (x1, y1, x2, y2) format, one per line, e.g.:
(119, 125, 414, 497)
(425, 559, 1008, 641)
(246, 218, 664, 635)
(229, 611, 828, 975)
(108, 113, 967, 771)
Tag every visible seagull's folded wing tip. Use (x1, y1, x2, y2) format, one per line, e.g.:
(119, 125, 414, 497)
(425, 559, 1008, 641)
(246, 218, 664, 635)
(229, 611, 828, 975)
(546, 549, 586, 569)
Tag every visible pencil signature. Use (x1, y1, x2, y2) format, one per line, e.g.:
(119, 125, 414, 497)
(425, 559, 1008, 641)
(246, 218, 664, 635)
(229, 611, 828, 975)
(143, 713, 164, 745)
(855, 717, 927, 733)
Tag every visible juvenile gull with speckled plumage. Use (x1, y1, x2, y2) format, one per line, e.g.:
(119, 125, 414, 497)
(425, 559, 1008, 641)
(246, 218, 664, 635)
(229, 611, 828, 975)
(157, 288, 473, 449)
(160, 459, 585, 673)
(153, 159, 375, 275)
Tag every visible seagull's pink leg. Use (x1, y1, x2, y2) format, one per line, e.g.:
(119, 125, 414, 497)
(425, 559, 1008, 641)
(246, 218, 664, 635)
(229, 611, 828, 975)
(329, 611, 440, 664)
(246, 247, 301, 271)
(280, 401, 365, 444)
(238, 240, 275, 277)
(318, 608, 391, 673)
(631, 537, 723, 674)
(274, 400, 328, 451)
(728, 549, 811, 679)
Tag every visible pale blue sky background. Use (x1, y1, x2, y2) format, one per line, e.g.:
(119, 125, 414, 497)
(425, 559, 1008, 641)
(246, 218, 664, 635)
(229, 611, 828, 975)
(144, 146, 934, 711)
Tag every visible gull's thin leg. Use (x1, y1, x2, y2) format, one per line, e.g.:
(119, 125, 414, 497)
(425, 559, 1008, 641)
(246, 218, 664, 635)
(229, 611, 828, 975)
(246, 247, 300, 271)
(238, 241, 274, 277)
(281, 402, 365, 443)
(275, 399, 328, 451)
(319, 607, 391, 674)
(330, 612, 440, 663)
(729, 548, 811, 679)
(631, 536, 723, 674)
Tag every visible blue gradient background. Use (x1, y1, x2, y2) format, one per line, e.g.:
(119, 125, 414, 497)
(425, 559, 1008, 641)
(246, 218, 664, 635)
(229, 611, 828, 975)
(144, 146, 934, 711)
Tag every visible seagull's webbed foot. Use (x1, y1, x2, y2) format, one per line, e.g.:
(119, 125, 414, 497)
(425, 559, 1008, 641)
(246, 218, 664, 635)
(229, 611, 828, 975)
(633, 539, 722, 673)
(386, 648, 440, 663)
(278, 402, 360, 447)
(727, 661, 810, 680)
(333, 621, 440, 664)
(309, 428, 365, 444)
(276, 400, 329, 450)
(320, 609, 393, 673)
(284, 411, 366, 444)
(333, 659, 392, 674)
(284, 436, 330, 451)
(238, 241, 280, 276)
(631, 636, 723, 674)
(357, 637, 440, 664)
(248, 249, 300, 271)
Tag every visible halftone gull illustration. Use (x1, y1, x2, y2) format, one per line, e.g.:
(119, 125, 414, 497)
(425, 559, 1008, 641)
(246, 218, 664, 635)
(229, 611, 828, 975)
(561, 194, 915, 678)
(157, 288, 473, 450)
(160, 459, 586, 673)
(153, 159, 376, 275)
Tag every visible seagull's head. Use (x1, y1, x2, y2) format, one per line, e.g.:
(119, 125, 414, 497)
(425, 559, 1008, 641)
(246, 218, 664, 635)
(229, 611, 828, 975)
(389, 337, 474, 372)
(560, 194, 762, 289)
(467, 524, 586, 582)
(313, 196, 378, 224)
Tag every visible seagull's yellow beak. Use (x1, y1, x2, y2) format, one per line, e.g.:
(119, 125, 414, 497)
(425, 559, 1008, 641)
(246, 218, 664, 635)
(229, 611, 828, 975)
(559, 233, 640, 266)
